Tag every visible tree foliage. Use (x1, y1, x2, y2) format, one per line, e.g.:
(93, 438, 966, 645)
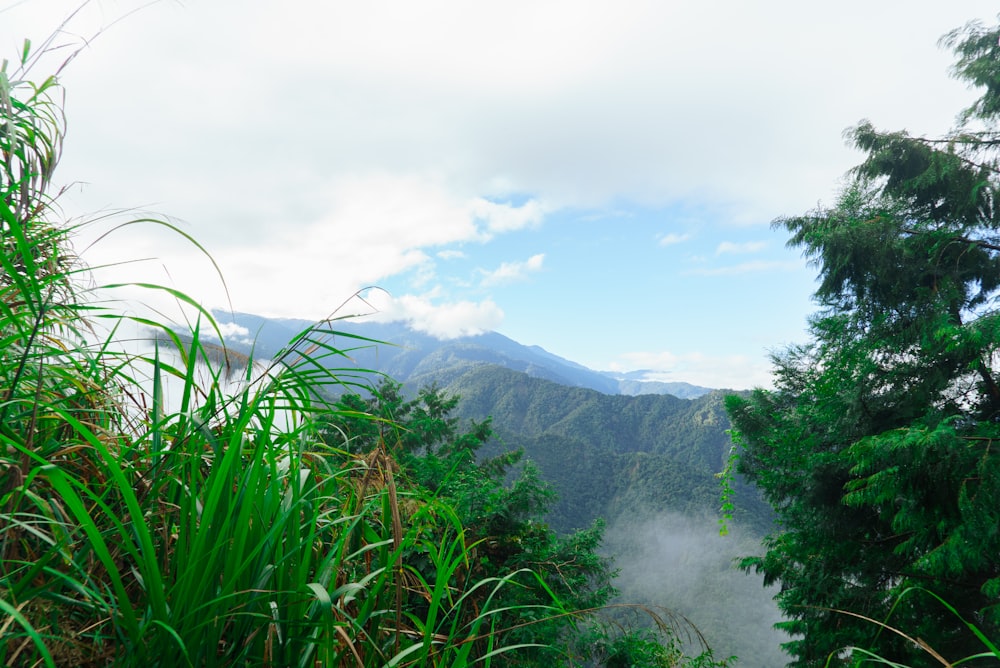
(725, 17, 1000, 667)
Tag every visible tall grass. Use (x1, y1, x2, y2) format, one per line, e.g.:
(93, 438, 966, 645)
(825, 588, 1000, 668)
(0, 38, 564, 667)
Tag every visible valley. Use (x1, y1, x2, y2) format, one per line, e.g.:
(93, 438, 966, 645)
(208, 311, 789, 665)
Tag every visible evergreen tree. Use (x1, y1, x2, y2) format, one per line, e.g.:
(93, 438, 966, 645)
(725, 17, 1000, 667)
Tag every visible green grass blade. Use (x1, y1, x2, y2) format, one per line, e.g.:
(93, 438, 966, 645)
(0, 597, 56, 668)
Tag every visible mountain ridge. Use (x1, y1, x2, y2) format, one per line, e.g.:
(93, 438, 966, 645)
(210, 310, 716, 399)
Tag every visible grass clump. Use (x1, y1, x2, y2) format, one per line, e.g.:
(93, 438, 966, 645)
(0, 38, 569, 668)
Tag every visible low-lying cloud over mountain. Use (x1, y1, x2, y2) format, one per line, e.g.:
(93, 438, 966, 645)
(207, 311, 718, 398)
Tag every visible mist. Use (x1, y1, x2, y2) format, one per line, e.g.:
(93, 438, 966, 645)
(604, 510, 789, 667)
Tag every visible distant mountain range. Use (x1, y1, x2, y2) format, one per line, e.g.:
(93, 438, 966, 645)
(208, 311, 716, 399)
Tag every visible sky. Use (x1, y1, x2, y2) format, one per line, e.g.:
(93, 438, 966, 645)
(2, 0, 998, 389)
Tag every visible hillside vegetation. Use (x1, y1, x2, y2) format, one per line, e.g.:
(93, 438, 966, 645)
(436, 365, 785, 666)
(436, 364, 770, 534)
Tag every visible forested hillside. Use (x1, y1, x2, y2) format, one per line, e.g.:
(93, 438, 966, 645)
(429, 364, 787, 666)
(319, 373, 787, 666)
(436, 364, 771, 533)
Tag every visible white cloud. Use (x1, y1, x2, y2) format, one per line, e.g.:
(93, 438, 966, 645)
(6, 0, 997, 392)
(16, 0, 991, 237)
(471, 198, 547, 236)
(609, 350, 773, 390)
(480, 253, 545, 286)
(217, 322, 253, 345)
(74, 173, 546, 321)
(24, 1, 995, 242)
(658, 232, 692, 247)
(318, 173, 482, 249)
(715, 241, 767, 255)
(362, 292, 504, 338)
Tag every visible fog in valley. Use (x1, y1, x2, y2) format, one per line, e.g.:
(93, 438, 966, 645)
(604, 511, 788, 667)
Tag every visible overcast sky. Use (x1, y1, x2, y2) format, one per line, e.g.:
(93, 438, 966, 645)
(3, 0, 997, 388)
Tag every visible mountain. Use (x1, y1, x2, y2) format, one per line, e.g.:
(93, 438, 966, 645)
(197, 311, 784, 665)
(177, 310, 766, 530)
(376, 353, 780, 665)
(209, 311, 715, 398)
(603, 369, 716, 399)
(423, 362, 781, 665)
(431, 364, 770, 532)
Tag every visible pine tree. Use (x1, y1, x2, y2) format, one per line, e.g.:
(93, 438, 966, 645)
(726, 17, 1000, 667)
